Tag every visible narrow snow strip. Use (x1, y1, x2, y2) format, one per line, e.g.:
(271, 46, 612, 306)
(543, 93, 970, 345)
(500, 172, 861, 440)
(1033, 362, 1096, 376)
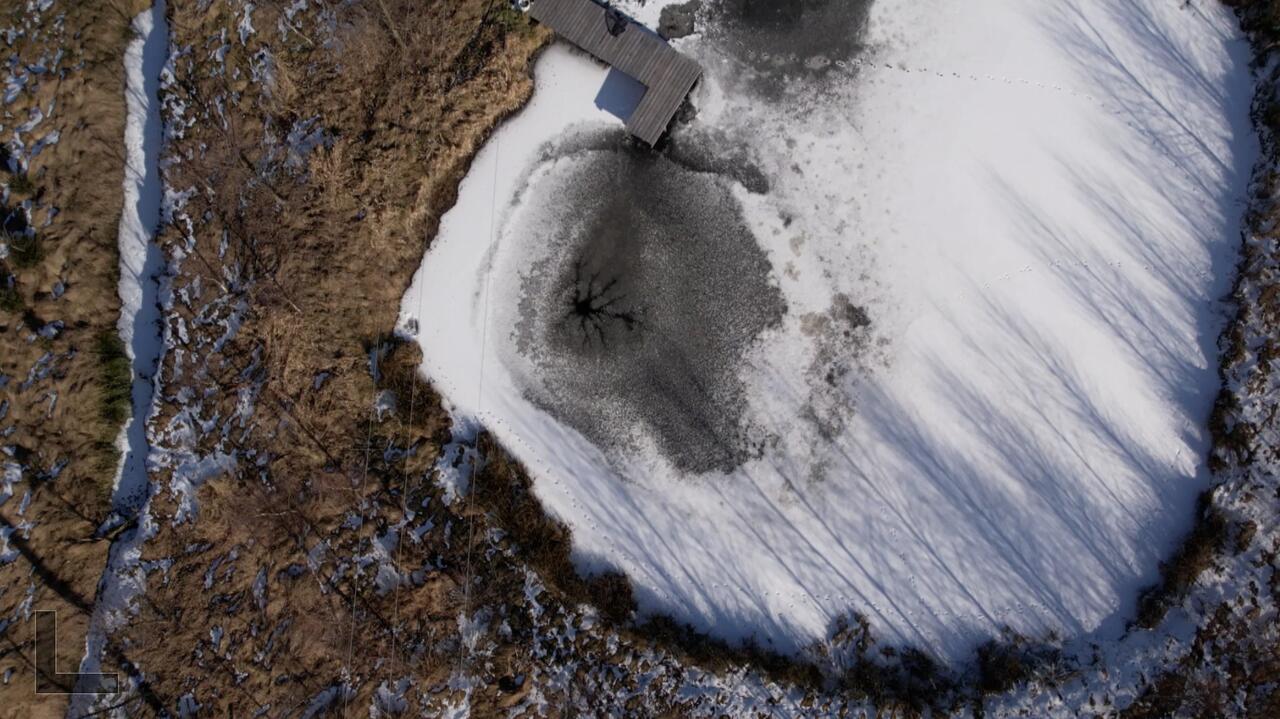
(71, 0, 168, 710)
(110, 0, 167, 509)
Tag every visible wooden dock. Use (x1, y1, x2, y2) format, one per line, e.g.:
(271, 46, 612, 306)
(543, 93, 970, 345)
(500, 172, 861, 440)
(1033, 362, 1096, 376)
(530, 0, 702, 145)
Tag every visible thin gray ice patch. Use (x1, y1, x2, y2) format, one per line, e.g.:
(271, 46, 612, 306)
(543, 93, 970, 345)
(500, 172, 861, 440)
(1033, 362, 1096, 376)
(72, 0, 169, 710)
(507, 132, 785, 474)
(700, 0, 875, 95)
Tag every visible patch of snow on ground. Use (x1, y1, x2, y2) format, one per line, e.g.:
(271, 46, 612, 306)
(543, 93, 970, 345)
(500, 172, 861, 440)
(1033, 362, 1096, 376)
(371, 677, 411, 718)
(301, 682, 353, 719)
(237, 3, 255, 45)
(401, 0, 1255, 661)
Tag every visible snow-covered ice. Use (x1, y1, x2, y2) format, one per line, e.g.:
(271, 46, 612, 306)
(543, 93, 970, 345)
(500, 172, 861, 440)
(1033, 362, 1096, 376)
(400, 0, 1256, 660)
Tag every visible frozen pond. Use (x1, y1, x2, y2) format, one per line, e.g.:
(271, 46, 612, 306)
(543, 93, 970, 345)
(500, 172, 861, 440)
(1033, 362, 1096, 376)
(401, 0, 1255, 659)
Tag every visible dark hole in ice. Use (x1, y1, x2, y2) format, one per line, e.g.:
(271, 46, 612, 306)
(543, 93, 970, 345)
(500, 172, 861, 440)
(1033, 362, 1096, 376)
(514, 132, 784, 474)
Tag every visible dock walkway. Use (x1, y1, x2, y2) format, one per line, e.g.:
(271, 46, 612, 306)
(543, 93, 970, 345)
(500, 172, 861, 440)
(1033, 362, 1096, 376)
(530, 0, 702, 145)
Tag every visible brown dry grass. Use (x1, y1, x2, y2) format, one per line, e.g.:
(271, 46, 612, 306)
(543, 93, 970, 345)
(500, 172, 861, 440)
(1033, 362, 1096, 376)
(105, 1, 553, 714)
(0, 2, 146, 717)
